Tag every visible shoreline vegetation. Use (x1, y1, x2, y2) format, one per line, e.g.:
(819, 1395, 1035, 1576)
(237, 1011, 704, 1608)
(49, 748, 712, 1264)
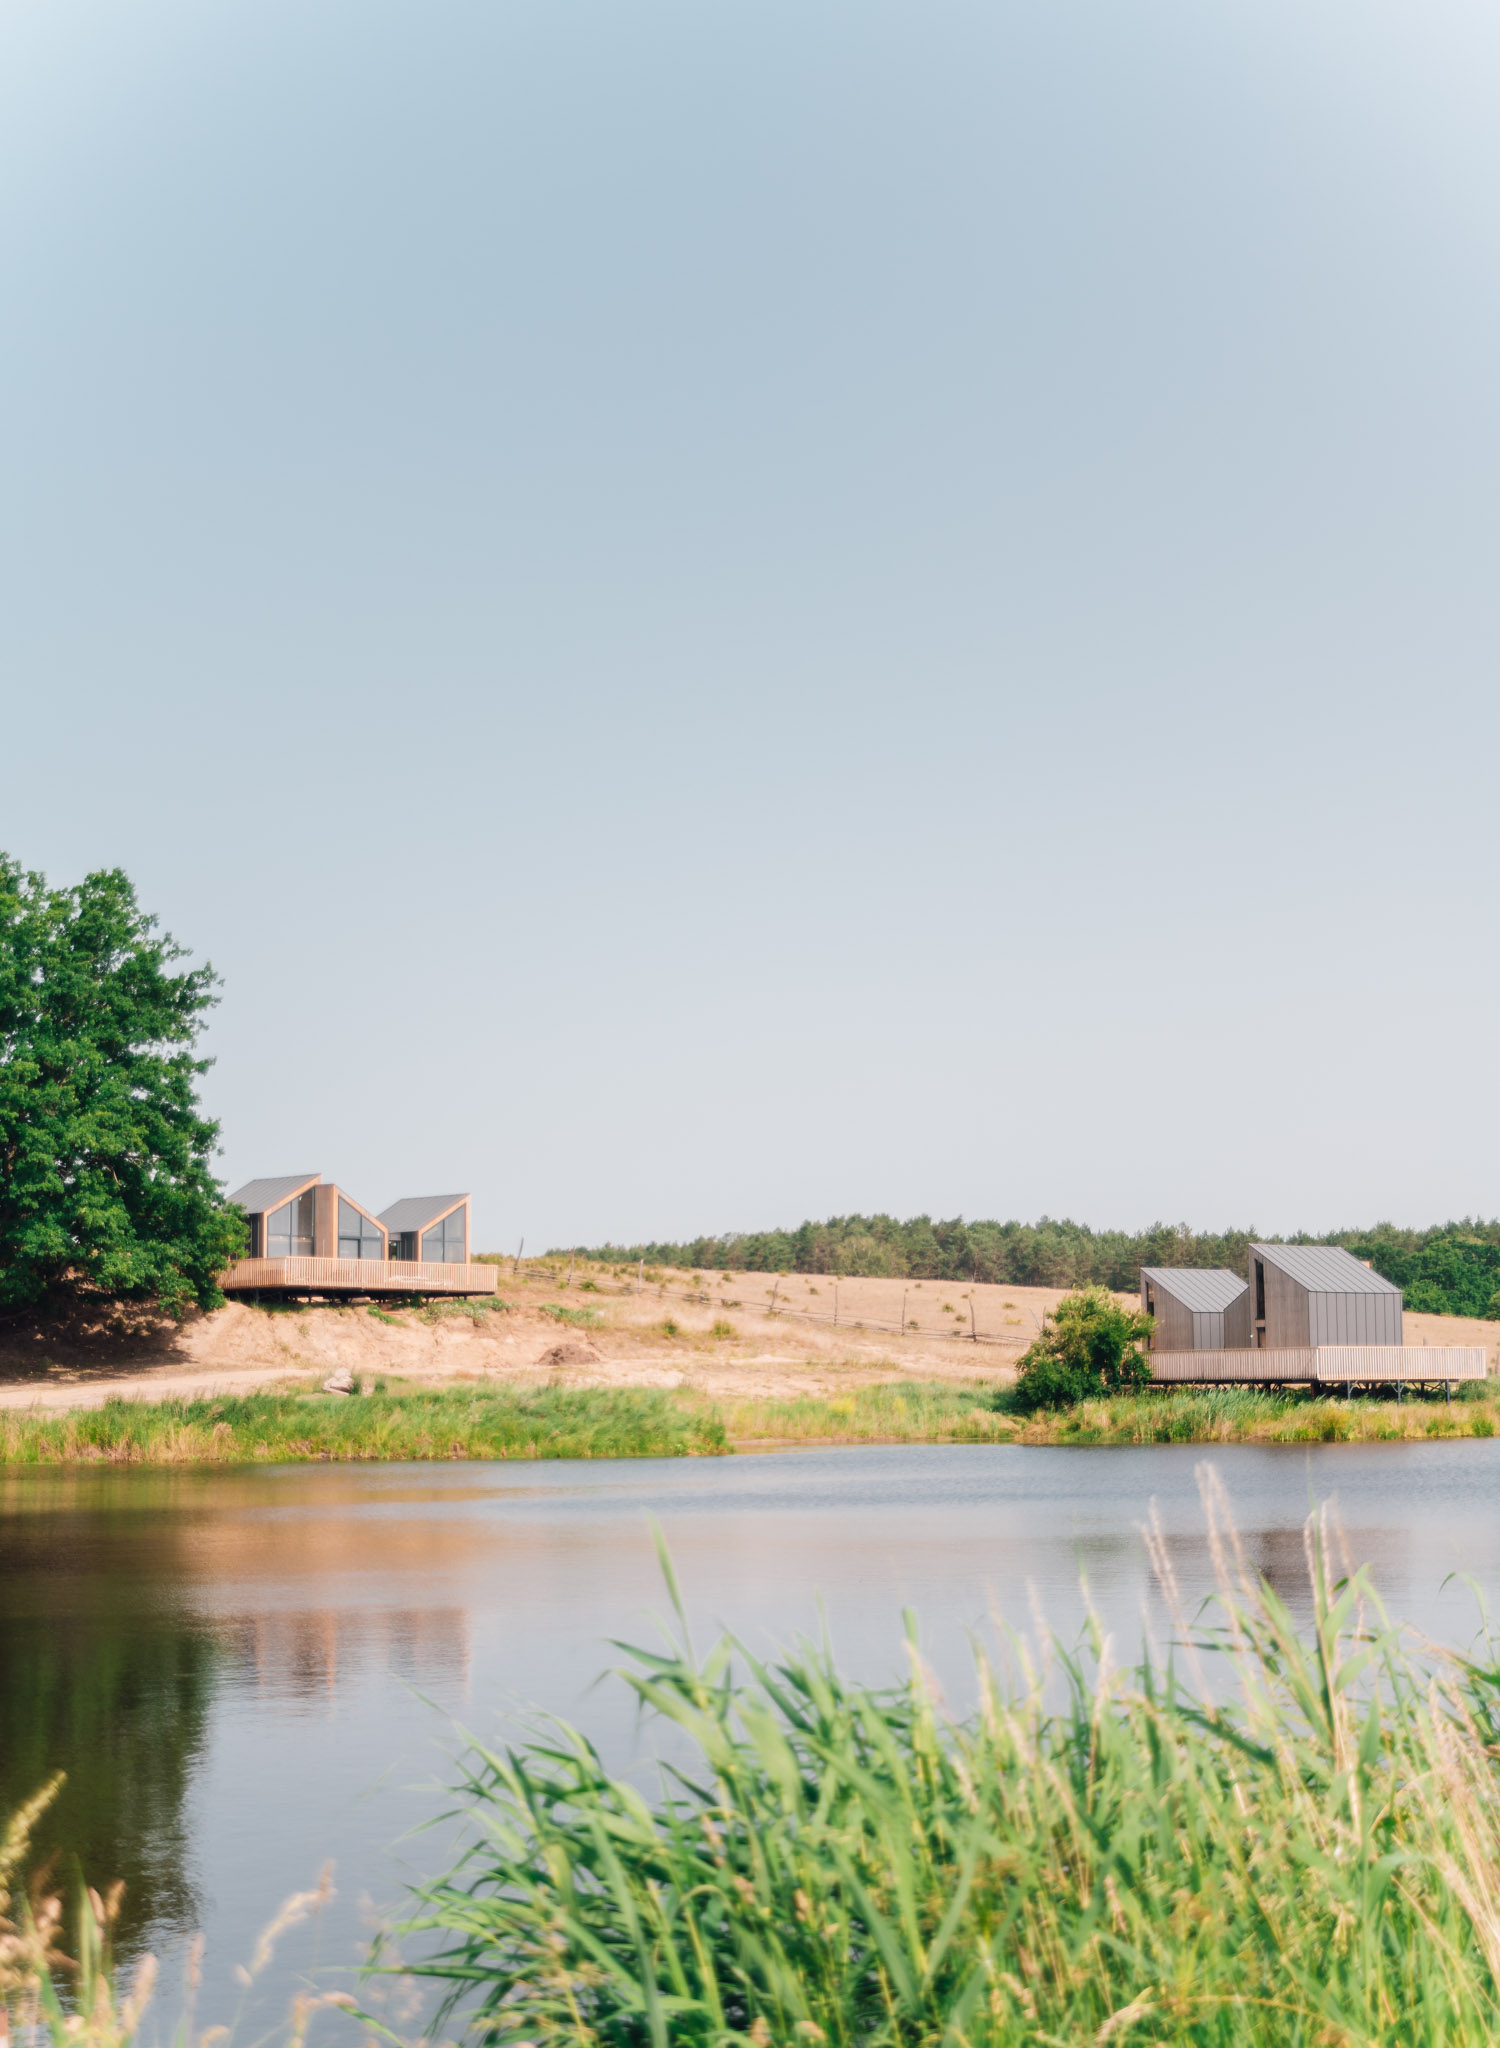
(16, 1506, 1500, 2042)
(2, 1377, 1500, 1463)
(381, 1516, 1500, 2045)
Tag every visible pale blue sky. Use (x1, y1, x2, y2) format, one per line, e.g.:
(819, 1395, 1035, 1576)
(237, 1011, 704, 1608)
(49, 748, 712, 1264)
(3, 0, 1497, 1250)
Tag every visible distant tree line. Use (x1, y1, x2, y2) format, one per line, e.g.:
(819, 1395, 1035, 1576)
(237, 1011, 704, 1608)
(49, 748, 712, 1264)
(568, 1215, 1500, 1319)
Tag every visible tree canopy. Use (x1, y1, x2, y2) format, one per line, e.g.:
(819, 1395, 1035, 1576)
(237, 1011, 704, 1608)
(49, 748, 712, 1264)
(0, 855, 243, 1313)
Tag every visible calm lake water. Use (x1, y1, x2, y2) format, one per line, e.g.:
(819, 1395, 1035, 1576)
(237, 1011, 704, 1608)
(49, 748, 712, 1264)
(5, 1441, 1500, 2033)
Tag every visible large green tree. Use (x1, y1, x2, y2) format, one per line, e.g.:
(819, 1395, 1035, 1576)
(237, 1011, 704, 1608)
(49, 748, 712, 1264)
(0, 855, 243, 1312)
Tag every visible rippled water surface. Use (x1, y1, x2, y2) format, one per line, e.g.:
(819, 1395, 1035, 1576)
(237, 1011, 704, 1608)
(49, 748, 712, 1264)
(5, 1441, 1500, 2028)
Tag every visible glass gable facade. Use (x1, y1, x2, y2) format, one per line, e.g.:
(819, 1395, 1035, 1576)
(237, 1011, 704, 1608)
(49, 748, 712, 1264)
(421, 1210, 466, 1264)
(267, 1190, 316, 1258)
(337, 1198, 384, 1261)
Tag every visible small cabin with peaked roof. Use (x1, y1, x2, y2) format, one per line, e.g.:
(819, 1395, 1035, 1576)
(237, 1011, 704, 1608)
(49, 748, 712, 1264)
(377, 1194, 471, 1265)
(228, 1174, 389, 1262)
(1251, 1242, 1402, 1349)
(221, 1177, 490, 1300)
(230, 1173, 320, 1259)
(1140, 1268, 1250, 1351)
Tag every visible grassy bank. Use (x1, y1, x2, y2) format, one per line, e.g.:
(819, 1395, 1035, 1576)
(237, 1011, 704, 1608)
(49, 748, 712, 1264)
(385, 1520, 1500, 2044)
(721, 1378, 1500, 1446)
(719, 1379, 1009, 1444)
(1001, 1381, 1500, 1444)
(0, 1386, 728, 1463)
(4, 1380, 1500, 1463)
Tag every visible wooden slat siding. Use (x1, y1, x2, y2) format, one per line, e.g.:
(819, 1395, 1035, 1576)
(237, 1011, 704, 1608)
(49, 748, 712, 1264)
(1150, 1349, 1315, 1383)
(1307, 1291, 1404, 1347)
(1313, 1347, 1486, 1382)
(1150, 1347, 1487, 1385)
(314, 1184, 336, 1259)
(1378, 1288, 1403, 1345)
(1262, 1258, 1308, 1348)
(1223, 1287, 1252, 1347)
(1150, 1289, 1194, 1351)
(1191, 1308, 1227, 1349)
(221, 1258, 499, 1296)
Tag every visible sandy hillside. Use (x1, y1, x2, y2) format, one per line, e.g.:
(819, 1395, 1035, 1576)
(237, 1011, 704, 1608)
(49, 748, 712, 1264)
(0, 1261, 1493, 1412)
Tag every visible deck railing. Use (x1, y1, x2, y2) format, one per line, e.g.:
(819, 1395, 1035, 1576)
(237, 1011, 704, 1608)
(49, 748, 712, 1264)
(220, 1257, 499, 1297)
(1149, 1346, 1487, 1385)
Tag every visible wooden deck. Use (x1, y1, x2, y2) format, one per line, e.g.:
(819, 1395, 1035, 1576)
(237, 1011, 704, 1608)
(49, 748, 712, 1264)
(220, 1257, 500, 1299)
(1149, 1346, 1487, 1386)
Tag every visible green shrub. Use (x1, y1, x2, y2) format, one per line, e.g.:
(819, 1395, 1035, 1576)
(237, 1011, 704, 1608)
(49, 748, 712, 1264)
(1011, 1286, 1154, 1410)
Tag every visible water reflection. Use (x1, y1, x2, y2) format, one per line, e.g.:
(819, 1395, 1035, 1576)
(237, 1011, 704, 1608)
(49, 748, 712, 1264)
(0, 1611, 216, 1947)
(0, 1466, 474, 1968)
(6, 1443, 1500, 2022)
(218, 1607, 469, 1703)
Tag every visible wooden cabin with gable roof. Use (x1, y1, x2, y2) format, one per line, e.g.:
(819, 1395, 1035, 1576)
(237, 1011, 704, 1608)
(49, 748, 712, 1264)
(222, 1176, 491, 1300)
(1139, 1267, 1250, 1351)
(377, 1194, 471, 1266)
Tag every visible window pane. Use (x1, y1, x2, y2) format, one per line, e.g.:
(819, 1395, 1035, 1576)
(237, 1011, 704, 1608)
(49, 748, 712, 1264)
(268, 1190, 314, 1257)
(416, 1212, 465, 1264)
(338, 1199, 360, 1239)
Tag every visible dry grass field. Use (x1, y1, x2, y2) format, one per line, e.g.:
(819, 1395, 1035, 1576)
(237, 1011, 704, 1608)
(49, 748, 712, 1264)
(0, 1258, 1494, 1414)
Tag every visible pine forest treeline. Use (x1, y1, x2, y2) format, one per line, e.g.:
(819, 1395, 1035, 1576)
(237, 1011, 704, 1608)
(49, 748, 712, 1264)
(570, 1215, 1500, 1320)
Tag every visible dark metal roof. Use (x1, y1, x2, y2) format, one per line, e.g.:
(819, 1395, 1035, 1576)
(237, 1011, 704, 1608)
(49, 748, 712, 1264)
(1140, 1267, 1248, 1313)
(1254, 1243, 1401, 1294)
(226, 1173, 320, 1214)
(377, 1193, 469, 1233)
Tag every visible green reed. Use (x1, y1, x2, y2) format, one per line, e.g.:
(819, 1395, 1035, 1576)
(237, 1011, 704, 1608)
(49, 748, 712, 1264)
(720, 1380, 1007, 1443)
(8, 1381, 1498, 1464)
(0, 1387, 728, 1464)
(389, 1491, 1500, 2045)
(1013, 1382, 1500, 1445)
